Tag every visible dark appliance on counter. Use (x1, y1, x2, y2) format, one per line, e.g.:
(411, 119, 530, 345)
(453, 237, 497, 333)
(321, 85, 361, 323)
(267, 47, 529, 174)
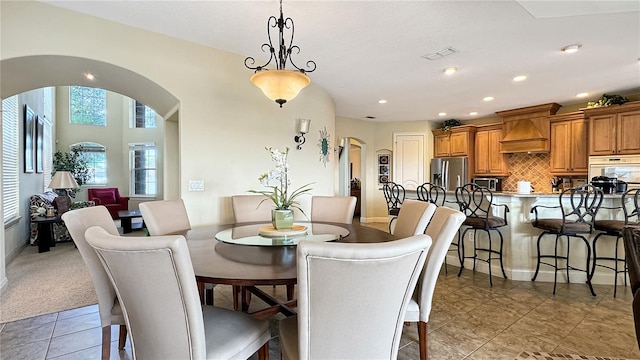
(472, 177, 502, 191)
(591, 176, 618, 194)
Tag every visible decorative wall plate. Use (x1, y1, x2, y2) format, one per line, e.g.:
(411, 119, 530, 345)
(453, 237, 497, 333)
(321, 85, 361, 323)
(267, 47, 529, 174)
(318, 126, 330, 166)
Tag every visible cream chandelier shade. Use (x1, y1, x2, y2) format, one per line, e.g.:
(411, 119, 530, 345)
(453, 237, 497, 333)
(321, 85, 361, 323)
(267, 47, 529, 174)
(244, 0, 316, 107)
(250, 70, 311, 106)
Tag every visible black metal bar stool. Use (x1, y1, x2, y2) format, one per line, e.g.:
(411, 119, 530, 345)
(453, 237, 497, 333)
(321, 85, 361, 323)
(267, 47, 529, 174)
(592, 188, 640, 297)
(531, 184, 603, 296)
(382, 182, 405, 233)
(455, 183, 510, 286)
(417, 182, 456, 273)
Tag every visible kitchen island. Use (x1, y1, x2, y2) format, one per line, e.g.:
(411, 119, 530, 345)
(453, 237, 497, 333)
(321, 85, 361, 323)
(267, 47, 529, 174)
(406, 189, 627, 287)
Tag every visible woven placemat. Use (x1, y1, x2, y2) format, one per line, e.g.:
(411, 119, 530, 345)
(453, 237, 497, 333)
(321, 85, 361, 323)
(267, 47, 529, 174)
(516, 351, 630, 360)
(258, 225, 307, 237)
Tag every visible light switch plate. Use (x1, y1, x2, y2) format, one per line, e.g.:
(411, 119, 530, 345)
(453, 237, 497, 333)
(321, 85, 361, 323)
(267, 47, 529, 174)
(188, 180, 205, 191)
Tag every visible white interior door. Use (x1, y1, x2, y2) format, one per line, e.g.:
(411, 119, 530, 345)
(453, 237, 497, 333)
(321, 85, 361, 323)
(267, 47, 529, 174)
(393, 133, 425, 190)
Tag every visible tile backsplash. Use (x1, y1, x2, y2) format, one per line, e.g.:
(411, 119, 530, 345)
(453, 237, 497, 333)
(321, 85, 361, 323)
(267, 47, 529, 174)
(502, 153, 552, 193)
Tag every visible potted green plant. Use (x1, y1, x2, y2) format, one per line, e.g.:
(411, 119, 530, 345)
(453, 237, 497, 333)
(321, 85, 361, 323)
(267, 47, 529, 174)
(249, 147, 313, 229)
(52, 148, 92, 198)
(441, 119, 461, 132)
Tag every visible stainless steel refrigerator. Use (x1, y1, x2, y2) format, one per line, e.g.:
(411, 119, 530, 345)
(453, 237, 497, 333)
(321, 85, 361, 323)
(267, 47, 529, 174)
(430, 157, 469, 191)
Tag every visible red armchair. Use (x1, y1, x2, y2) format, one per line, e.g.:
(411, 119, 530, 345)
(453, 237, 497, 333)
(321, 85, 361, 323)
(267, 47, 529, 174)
(87, 188, 129, 219)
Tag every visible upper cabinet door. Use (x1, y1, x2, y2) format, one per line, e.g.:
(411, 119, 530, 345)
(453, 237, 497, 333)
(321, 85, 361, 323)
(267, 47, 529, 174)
(589, 114, 616, 155)
(617, 110, 640, 155)
(434, 134, 451, 157)
(449, 131, 469, 156)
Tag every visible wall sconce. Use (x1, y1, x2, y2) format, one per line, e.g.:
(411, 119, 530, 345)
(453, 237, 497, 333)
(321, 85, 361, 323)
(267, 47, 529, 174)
(294, 118, 311, 150)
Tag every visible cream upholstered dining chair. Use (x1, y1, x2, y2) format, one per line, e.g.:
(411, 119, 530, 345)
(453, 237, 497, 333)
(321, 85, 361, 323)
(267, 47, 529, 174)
(232, 194, 275, 223)
(61, 206, 128, 360)
(85, 226, 271, 360)
(279, 235, 432, 360)
(391, 199, 437, 238)
(139, 199, 191, 235)
(404, 206, 466, 360)
(310, 195, 357, 224)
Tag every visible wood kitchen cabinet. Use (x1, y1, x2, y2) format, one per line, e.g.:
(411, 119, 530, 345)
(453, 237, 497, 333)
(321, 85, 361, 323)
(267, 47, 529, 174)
(432, 125, 476, 157)
(549, 112, 588, 175)
(474, 124, 509, 176)
(584, 101, 640, 156)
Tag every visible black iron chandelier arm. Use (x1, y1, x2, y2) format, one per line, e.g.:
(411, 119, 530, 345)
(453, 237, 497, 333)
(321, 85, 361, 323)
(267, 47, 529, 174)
(244, 1, 316, 74)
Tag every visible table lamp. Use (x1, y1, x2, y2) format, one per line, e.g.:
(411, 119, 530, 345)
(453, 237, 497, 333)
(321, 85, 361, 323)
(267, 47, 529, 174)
(48, 171, 79, 214)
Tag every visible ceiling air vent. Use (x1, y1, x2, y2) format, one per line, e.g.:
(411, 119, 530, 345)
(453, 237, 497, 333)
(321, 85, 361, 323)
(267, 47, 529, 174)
(422, 47, 459, 61)
(365, 116, 376, 119)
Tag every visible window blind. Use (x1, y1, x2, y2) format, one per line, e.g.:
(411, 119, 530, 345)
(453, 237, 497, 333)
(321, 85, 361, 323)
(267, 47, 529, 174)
(2, 96, 20, 223)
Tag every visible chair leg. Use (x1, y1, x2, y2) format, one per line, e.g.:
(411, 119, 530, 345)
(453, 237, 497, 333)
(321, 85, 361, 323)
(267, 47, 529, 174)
(418, 321, 428, 360)
(286, 284, 295, 300)
(457, 228, 469, 277)
(579, 235, 596, 297)
(101, 326, 111, 360)
(553, 234, 560, 295)
(118, 324, 127, 350)
(496, 228, 507, 279)
(531, 232, 548, 281)
(258, 341, 269, 360)
(483, 229, 493, 287)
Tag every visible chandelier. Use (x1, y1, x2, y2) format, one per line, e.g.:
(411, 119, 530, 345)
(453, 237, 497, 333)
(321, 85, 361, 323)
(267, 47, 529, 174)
(244, 0, 316, 107)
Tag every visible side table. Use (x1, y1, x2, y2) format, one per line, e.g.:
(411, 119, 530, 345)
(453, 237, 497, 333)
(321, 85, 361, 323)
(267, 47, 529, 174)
(117, 210, 145, 234)
(30, 215, 64, 253)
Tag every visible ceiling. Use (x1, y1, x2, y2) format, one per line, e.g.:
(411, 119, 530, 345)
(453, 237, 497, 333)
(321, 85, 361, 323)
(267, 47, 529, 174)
(41, 1, 640, 122)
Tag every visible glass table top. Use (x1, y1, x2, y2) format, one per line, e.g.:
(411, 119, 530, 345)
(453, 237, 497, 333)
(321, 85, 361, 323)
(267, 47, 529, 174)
(215, 222, 350, 246)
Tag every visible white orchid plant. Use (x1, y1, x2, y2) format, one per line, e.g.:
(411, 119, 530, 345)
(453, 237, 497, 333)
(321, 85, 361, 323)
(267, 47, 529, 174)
(249, 147, 313, 213)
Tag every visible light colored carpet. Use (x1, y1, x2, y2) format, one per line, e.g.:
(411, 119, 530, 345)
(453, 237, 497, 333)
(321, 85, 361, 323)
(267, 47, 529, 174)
(516, 351, 631, 360)
(0, 242, 96, 324)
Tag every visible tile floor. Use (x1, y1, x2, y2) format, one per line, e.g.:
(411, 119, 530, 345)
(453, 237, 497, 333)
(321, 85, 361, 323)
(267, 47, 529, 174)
(1, 222, 639, 359)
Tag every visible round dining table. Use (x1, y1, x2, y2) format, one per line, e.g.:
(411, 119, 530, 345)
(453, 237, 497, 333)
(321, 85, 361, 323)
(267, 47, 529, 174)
(175, 221, 397, 319)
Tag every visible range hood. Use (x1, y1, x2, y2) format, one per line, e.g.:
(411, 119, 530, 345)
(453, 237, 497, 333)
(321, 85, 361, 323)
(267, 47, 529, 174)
(497, 103, 561, 153)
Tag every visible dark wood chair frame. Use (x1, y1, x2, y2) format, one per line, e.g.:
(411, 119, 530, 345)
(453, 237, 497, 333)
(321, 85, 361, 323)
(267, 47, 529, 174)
(530, 184, 603, 296)
(592, 188, 640, 297)
(455, 183, 510, 286)
(382, 182, 405, 233)
(622, 225, 640, 350)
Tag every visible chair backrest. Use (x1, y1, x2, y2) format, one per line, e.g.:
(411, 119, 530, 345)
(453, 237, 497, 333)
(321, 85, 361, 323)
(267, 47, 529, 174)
(392, 199, 436, 238)
(622, 189, 640, 225)
(139, 199, 191, 235)
(455, 183, 494, 219)
(311, 196, 357, 224)
(623, 225, 640, 349)
(85, 226, 206, 360)
(558, 184, 603, 229)
(296, 235, 431, 359)
(231, 194, 274, 223)
(416, 182, 446, 206)
(382, 182, 405, 213)
(417, 206, 466, 322)
(88, 187, 121, 205)
(60, 206, 121, 326)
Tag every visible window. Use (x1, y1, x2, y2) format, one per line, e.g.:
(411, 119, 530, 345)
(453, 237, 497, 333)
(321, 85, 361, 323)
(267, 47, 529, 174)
(131, 100, 156, 128)
(2, 96, 19, 223)
(71, 142, 107, 185)
(130, 143, 157, 196)
(69, 86, 106, 126)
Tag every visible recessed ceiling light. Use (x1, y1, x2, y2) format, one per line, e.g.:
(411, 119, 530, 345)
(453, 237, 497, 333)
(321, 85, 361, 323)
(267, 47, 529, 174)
(378, 99, 387, 104)
(513, 75, 527, 82)
(438, 112, 447, 116)
(561, 44, 582, 53)
(576, 92, 589, 98)
(85, 73, 95, 81)
(483, 96, 494, 102)
(444, 67, 457, 75)
(469, 112, 478, 116)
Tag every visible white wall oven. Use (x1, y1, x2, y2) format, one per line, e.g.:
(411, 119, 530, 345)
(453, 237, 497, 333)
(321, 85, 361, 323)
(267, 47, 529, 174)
(588, 155, 640, 190)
